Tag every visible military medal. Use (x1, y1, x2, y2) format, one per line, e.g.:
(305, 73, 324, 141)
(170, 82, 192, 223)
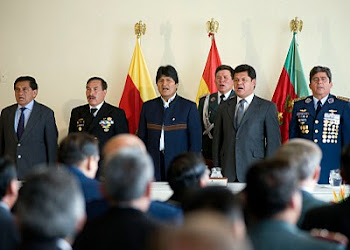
(77, 118, 85, 132)
(99, 117, 114, 132)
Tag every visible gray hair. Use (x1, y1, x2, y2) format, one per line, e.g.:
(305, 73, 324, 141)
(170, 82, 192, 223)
(16, 167, 85, 238)
(103, 148, 154, 202)
(275, 138, 322, 181)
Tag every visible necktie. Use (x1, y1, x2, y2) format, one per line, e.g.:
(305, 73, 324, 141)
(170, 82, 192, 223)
(220, 94, 225, 104)
(235, 99, 246, 127)
(90, 108, 98, 116)
(17, 107, 26, 140)
(315, 100, 322, 116)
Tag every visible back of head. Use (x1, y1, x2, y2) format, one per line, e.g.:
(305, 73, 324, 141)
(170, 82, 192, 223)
(234, 64, 256, 80)
(103, 148, 154, 202)
(153, 211, 241, 250)
(182, 186, 242, 224)
(167, 153, 207, 195)
(57, 133, 99, 166)
(0, 158, 16, 200)
(16, 167, 85, 239)
(103, 133, 146, 159)
(246, 158, 298, 219)
(341, 144, 350, 183)
(276, 138, 322, 181)
(156, 65, 179, 83)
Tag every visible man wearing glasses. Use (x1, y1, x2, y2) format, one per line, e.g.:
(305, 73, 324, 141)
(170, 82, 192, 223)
(290, 66, 350, 184)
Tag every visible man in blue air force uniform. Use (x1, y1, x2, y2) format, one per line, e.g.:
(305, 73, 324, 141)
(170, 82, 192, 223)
(138, 65, 202, 181)
(198, 65, 235, 166)
(290, 66, 350, 184)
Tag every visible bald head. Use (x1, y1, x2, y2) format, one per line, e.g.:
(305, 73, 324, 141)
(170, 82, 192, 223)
(103, 134, 146, 158)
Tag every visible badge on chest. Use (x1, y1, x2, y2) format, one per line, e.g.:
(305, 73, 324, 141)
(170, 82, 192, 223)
(99, 117, 114, 132)
(76, 118, 85, 132)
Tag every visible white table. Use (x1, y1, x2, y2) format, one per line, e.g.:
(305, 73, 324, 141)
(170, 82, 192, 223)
(151, 182, 348, 203)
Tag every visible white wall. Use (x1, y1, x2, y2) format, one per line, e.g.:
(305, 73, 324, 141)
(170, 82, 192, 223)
(1, 0, 349, 141)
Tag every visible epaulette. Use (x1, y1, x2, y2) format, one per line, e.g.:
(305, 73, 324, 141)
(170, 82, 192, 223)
(293, 96, 307, 102)
(336, 96, 350, 102)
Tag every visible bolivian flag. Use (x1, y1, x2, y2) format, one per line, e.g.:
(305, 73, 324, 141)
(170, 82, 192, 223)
(271, 33, 309, 142)
(119, 39, 156, 134)
(195, 34, 222, 105)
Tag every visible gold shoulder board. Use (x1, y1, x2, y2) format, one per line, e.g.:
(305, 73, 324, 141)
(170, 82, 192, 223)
(336, 96, 350, 102)
(293, 96, 308, 102)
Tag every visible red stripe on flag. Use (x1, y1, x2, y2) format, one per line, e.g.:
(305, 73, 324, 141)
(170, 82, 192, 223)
(272, 67, 298, 142)
(119, 75, 143, 134)
(202, 38, 221, 93)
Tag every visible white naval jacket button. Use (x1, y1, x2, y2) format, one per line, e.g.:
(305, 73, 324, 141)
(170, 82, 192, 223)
(18, 155, 21, 159)
(314, 139, 318, 143)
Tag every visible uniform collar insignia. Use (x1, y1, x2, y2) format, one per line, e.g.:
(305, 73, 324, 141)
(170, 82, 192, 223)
(305, 98, 312, 104)
(328, 98, 334, 104)
(210, 96, 216, 102)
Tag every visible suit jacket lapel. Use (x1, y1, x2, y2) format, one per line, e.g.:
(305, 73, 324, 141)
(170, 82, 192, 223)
(88, 102, 107, 132)
(20, 101, 40, 142)
(226, 97, 237, 129)
(322, 94, 335, 112)
(9, 105, 18, 142)
(305, 97, 316, 118)
(209, 93, 219, 114)
(238, 96, 260, 129)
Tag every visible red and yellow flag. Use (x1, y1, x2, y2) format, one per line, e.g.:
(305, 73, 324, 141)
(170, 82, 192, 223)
(195, 34, 222, 105)
(272, 33, 309, 142)
(119, 39, 156, 134)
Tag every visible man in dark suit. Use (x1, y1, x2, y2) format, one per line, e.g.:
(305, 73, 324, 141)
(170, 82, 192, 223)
(58, 133, 108, 220)
(0, 76, 58, 180)
(290, 66, 350, 184)
(302, 144, 350, 241)
(275, 138, 326, 227)
(246, 158, 345, 250)
(73, 148, 158, 250)
(69, 77, 129, 152)
(212, 64, 281, 182)
(138, 65, 202, 181)
(16, 167, 86, 250)
(0, 158, 20, 250)
(198, 65, 235, 166)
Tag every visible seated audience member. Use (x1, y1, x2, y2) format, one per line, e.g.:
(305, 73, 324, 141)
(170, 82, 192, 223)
(0, 158, 20, 250)
(167, 152, 210, 207)
(275, 138, 326, 226)
(73, 148, 158, 250)
(302, 145, 350, 241)
(58, 133, 108, 219)
(103, 133, 183, 225)
(246, 158, 345, 250)
(151, 211, 244, 250)
(182, 186, 250, 248)
(16, 167, 85, 250)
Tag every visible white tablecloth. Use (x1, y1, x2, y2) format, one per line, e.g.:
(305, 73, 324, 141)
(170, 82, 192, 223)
(151, 182, 348, 203)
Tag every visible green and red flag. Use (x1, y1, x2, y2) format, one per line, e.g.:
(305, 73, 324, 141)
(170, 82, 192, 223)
(119, 39, 156, 134)
(195, 33, 222, 105)
(272, 32, 309, 142)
